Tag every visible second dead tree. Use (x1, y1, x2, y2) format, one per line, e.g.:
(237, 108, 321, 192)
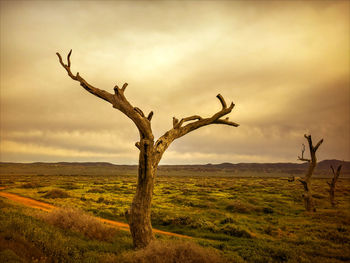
(297, 134, 323, 212)
(328, 165, 342, 207)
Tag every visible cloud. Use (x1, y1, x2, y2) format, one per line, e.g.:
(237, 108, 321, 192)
(0, 1, 349, 164)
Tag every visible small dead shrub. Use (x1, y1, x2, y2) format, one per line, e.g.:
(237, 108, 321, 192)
(312, 193, 325, 199)
(87, 187, 105, 193)
(162, 216, 193, 226)
(59, 183, 80, 190)
(221, 224, 252, 238)
(42, 189, 70, 199)
(21, 182, 41, 188)
(122, 240, 226, 263)
(263, 207, 274, 214)
(225, 201, 260, 214)
(220, 217, 236, 224)
(42, 207, 117, 241)
(97, 197, 105, 203)
(263, 225, 277, 236)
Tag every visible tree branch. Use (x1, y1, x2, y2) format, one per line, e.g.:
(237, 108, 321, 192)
(121, 83, 128, 92)
(314, 139, 324, 152)
(154, 94, 238, 164)
(304, 134, 314, 154)
(298, 179, 308, 191)
(216, 94, 227, 109)
(147, 111, 154, 121)
(174, 115, 202, 129)
(331, 165, 336, 176)
(134, 107, 145, 117)
(336, 165, 342, 176)
(213, 118, 239, 127)
(331, 164, 342, 182)
(297, 144, 310, 162)
(56, 50, 153, 140)
(172, 117, 179, 127)
(288, 175, 295, 182)
(176, 94, 237, 135)
(56, 50, 114, 103)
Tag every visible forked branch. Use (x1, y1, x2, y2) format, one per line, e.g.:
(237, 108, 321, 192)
(154, 93, 239, 164)
(56, 50, 153, 140)
(174, 115, 202, 129)
(298, 144, 310, 162)
(172, 94, 238, 130)
(330, 164, 342, 185)
(298, 134, 323, 163)
(57, 50, 114, 103)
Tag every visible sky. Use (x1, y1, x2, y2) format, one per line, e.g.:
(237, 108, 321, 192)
(0, 0, 349, 165)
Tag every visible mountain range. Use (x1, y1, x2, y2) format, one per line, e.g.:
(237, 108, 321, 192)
(1, 160, 349, 178)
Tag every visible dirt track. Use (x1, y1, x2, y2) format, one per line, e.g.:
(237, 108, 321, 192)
(0, 188, 191, 239)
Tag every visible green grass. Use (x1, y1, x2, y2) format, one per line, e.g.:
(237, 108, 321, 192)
(1, 173, 350, 262)
(0, 198, 133, 262)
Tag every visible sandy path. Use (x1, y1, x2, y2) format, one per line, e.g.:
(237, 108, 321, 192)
(0, 189, 191, 239)
(0, 191, 54, 212)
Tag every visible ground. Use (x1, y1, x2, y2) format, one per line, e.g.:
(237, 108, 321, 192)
(0, 171, 349, 262)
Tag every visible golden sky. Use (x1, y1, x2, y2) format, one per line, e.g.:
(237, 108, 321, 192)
(0, 0, 349, 164)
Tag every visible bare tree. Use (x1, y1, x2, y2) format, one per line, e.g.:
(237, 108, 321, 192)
(297, 134, 323, 212)
(327, 165, 342, 207)
(56, 50, 239, 248)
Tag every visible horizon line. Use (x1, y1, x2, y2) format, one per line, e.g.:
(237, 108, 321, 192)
(0, 159, 348, 166)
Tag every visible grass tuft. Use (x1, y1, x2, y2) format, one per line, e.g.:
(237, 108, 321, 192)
(122, 240, 227, 263)
(225, 201, 260, 214)
(20, 182, 41, 188)
(42, 207, 117, 241)
(42, 189, 70, 198)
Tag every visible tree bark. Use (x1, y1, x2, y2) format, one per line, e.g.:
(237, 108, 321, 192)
(304, 157, 316, 212)
(329, 185, 335, 207)
(328, 165, 342, 207)
(129, 139, 156, 248)
(297, 134, 323, 212)
(299, 176, 315, 212)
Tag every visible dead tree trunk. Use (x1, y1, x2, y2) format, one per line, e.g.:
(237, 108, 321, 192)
(56, 50, 239, 248)
(328, 165, 342, 207)
(297, 134, 323, 212)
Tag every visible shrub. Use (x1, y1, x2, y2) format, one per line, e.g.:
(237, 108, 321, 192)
(0, 199, 11, 209)
(225, 201, 260, 214)
(97, 197, 105, 203)
(312, 193, 325, 199)
(220, 217, 235, 224)
(162, 216, 193, 226)
(42, 207, 117, 241)
(42, 189, 70, 199)
(0, 249, 24, 263)
(21, 182, 41, 188)
(263, 207, 274, 214)
(121, 240, 226, 263)
(0, 233, 45, 262)
(59, 183, 80, 190)
(263, 225, 277, 236)
(87, 187, 105, 193)
(221, 224, 252, 238)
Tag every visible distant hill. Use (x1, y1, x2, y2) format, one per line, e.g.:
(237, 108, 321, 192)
(1, 160, 349, 178)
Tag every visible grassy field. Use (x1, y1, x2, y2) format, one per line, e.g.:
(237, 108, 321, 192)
(1, 171, 349, 262)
